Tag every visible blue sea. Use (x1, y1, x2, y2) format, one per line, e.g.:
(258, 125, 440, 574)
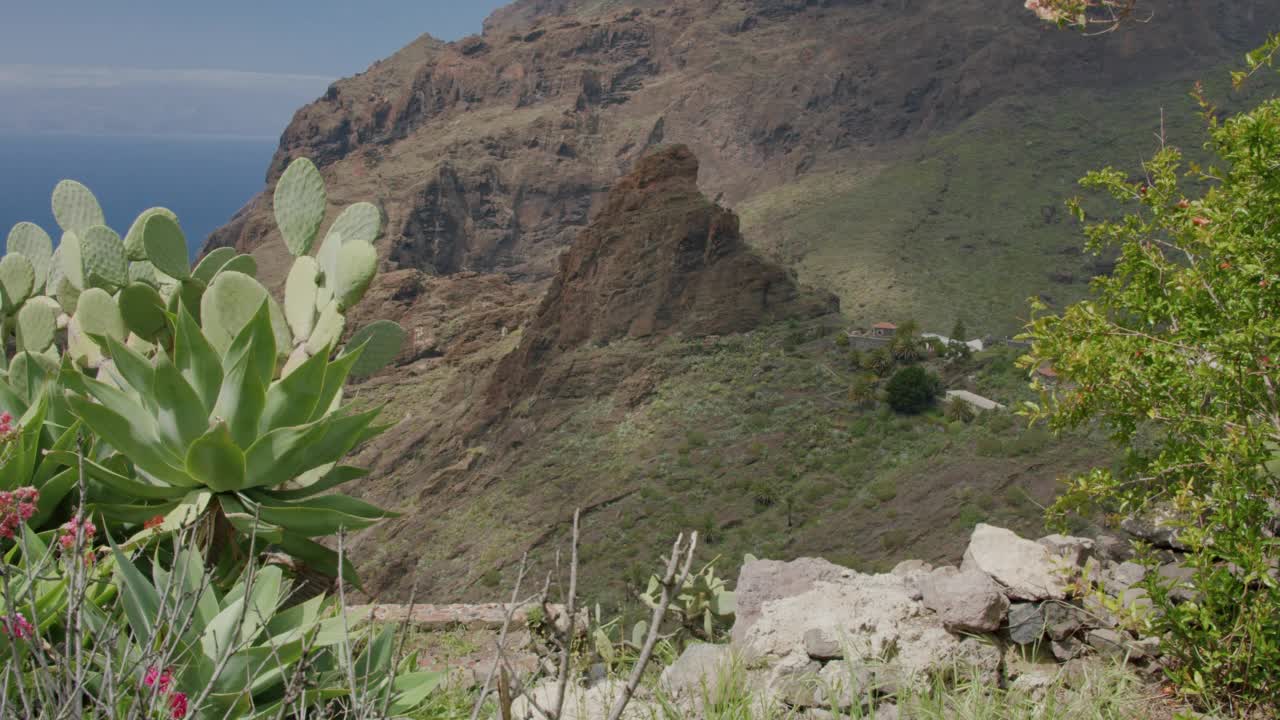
(0, 133, 277, 260)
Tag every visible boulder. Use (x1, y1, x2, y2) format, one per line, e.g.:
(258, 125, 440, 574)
(1006, 602, 1046, 646)
(1042, 602, 1085, 641)
(815, 661, 872, 710)
(1051, 636, 1085, 661)
(768, 654, 822, 707)
(962, 524, 1068, 600)
(1085, 628, 1152, 661)
(1037, 534, 1095, 568)
(804, 628, 843, 661)
(660, 643, 732, 700)
(1157, 560, 1197, 603)
(509, 678, 656, 720)
(1101, 561, 1146, 595)
(1121, 507, 1188, 551)
(1094, 534, 1133, 562)
(732, 557, 853, 644)
(920, 566, 1009, 633)
(734, 569, 977, 695)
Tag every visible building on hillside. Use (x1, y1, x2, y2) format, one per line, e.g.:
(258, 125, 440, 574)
(872, 322, 897, 338)
(922, 333, 985, 353)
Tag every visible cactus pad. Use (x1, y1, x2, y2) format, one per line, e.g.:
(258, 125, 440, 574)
(316, 229, 342, 283)
(326, 202, 382, 246)
(58, 231, 85, 290)
(6, 222, 53, 291)
(128, 260, 159, 286)
(334, 240, 377, 309)
(305, 299, 345, 355)
(142, 213, 190, 280)
(51, 180, 105, 234)
(201, 270, 270, 353)
(16, 299, 57, 352)
(124, 207, 178, 261)
(345, 320, 407, 378)
(0, 253, 35, 306)
(221, 254, 258, 277)
(274, 158, 327, 256)
(119, 282, 169, 341)
(80, 225, 129, 290)
(75, 287, 127, 346)
(66, 316, 104, 368)
(284, 256, 320, 340)
(192, 246, 237, 284)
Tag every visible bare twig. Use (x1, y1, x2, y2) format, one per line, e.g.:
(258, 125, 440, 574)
(470, 554, 531, 720)
(606, 531, 698, 720)
(550, 509, 581, 720)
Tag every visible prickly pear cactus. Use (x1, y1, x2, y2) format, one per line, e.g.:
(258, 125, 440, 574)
(2, 158, 405, 381)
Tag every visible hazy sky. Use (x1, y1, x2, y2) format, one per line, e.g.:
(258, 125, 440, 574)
(0, 1, 510, 75)
(0, 1, 511, 137)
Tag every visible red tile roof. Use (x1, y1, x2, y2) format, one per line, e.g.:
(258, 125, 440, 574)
(873, 322, 897, 330)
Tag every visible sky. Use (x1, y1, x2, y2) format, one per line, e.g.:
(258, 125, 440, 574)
(0, 0, 511, 137)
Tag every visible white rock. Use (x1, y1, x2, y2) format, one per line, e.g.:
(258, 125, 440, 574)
(920, 566, 1009, 633)
(962, 524, 1068, 600)
(660, 643, 731, 700)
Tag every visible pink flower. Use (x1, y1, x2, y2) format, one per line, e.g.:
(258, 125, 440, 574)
(59, 514, 96, 550)
(0, 612, 34, 639)
(169, 692, 188, 719)
(0, 487, 38, 540)
(144, 666, 174, 692)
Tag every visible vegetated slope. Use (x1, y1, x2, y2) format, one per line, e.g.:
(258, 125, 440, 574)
(203, 0, 1279, 603)
(337, 147, 1108, 606)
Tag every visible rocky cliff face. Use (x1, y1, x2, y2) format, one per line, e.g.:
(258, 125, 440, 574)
(486, 145, 836, 412)
(205, 0, 1280, 289)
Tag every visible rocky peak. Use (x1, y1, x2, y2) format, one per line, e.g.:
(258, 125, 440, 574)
(485, 144, 836, 410)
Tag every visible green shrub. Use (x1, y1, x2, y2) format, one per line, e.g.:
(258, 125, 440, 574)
(1023, 44, 1280, 713)
(885, 365, 941, 414)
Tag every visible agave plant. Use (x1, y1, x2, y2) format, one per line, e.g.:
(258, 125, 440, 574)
(60, 302, 391, 582)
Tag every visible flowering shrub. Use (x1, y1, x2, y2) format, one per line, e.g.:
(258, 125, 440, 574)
(0, 612, 34, 640)
(0, 487, 38, 539)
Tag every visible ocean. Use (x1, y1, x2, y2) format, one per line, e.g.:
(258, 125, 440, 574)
(0, 133, 277, 260)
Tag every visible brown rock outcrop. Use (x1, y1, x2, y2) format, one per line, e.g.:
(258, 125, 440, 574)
(487, 145, 836, 410)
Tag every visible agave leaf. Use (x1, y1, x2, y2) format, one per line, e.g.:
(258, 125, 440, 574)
(309, 348, 362, 422)
(65, 394, 196, 488)
(217, 494, 285, 545)
(104, 336, 156, 399)
(175, 306, 224, 415)
(153, 352, 209, 450)
(212, 339, 267, 450)
(259, 347, 328, 433)
(248, 493, 392, 537)
(109, 534, 163, 646)
(258, 465, 369, 501)
(186, 422, 246, 492)
(275, 533, 359, 585)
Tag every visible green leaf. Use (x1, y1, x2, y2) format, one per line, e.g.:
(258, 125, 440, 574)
(248, 493, 392, 537)
(343, 320, 406, 378)
(275, 532, 359, 585)
(213, 336, 267, 450)
(221, 254, 258, 277)
(259, 465, 368, 501)
(153, 351, 210, 450)
(259, 346, 328, 433)
(174, 306, 224, 415)
(222, 302, 276, 390)
(309, 347, 361, 422)
(218, 494, 284, 544)
(65, 394, 195, 488)
(109, 534, 162, 646)
(105, 335, 155, 398)
(326, 202, 382, 246)
(186, 422, 247, 492)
